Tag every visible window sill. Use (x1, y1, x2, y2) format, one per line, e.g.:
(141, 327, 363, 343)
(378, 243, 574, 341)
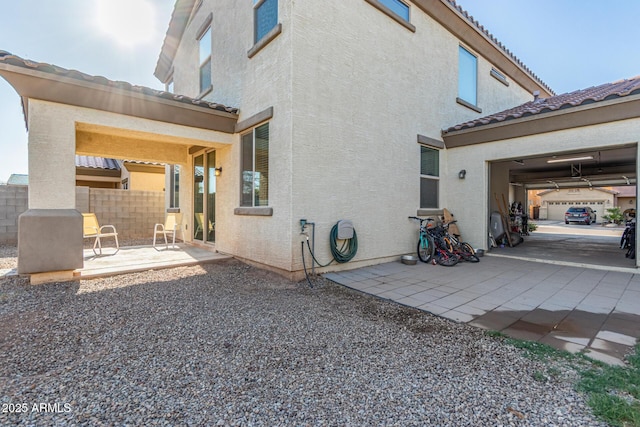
(364, 0, 416, 32)
(456, 97, 482, 113)
(196, 85, 213, 100)
(247, 23, 282, 59)
(417, 208, 443, 218)
(234, 207, 273, 216)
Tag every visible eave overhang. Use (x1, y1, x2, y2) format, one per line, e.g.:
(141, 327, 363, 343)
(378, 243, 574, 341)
(442, 94, 640, 148)
(412, 0, 553, 97)
(0, 60, 238, 134)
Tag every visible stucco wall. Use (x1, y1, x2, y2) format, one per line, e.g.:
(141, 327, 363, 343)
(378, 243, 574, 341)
(171, 0, 294, 271)
(286, 0, 535, 271)
(0, 185, 28, 244)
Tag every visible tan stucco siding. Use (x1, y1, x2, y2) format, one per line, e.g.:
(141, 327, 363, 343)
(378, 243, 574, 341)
(27, 100, 77, 209)
(170, 0, 294, 271)
(286, 0, 535, 271)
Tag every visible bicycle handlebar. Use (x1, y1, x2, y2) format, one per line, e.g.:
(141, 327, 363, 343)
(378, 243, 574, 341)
(408, 216, 435, 222)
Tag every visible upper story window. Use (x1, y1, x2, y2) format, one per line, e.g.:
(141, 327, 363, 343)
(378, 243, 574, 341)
(241, 123, 270, 207)
(458, 46, 478, 107)
(198, 27, 212, 94)
(254, 0, 278, 43)
(379, 0, 409, 21)
(166, 77, 174, 93)
(420, 146, 439, 209)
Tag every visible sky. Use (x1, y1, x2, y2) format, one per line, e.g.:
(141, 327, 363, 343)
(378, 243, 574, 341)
(1, 0, 640, 183)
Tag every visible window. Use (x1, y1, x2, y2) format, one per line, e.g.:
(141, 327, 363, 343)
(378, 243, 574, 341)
(198, 27, 212, 93)
(254, 0, 278, 43)
(170, 165, 180, 208)
(241, 123, 269, 207)
(490, 67, 509, 86)
(166, 76, 174, 93)
(379, 0, 409, 21)
(420, 146, 439, 209)
(458, 46, 478, 106)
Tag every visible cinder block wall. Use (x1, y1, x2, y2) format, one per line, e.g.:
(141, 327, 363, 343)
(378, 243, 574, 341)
(88, 189, 165, 239)
(0, 185, 28, 244)
(0, 185, 165, 243)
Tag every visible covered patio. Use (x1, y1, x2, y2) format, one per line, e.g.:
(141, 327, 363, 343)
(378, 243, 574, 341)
(0, 51, 238, 283)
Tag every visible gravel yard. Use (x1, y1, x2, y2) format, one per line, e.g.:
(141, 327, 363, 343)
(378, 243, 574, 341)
(0, 244, 605, 426)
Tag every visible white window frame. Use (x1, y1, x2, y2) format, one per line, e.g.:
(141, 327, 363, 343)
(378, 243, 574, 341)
(198, 26, 212, 95)
(458, 45, 478, 107)
(419, 145, 440, 209)
(241, 123, 270, 207)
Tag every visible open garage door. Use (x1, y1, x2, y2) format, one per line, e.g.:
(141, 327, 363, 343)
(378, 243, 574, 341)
(489, 145, 637, 271)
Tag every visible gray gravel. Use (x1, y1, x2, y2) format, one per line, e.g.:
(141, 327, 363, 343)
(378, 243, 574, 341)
(0, 244, 605, 426)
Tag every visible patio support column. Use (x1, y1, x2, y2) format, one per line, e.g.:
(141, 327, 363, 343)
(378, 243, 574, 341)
(18, 100, 83, 279)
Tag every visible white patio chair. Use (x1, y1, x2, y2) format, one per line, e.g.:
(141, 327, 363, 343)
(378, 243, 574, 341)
(153, 213, 182, 249)
(82, 213, 119, 255)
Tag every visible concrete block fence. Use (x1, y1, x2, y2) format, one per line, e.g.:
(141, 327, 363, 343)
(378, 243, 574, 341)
(0, 185, 165, 244)
(0, 185, 28, 244)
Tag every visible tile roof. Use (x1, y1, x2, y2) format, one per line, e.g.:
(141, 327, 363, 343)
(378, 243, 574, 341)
(443, 75, 640, 134)
(445, 0, 553, 96)
(7, 174, 28, 185)
(0, 50, 238, 115)
(75, 156, 120, 170)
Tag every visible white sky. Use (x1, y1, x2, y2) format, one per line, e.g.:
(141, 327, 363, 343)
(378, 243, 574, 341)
(1, 0, 639, 182)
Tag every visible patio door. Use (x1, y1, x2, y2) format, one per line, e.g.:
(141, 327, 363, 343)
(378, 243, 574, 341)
(193, 151, 216, 243)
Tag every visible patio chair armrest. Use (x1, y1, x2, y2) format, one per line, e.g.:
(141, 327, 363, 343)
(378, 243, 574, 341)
(99, 225, 118, 235)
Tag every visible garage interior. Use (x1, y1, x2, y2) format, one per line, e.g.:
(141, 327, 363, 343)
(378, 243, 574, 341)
(489, 144, 637, 271)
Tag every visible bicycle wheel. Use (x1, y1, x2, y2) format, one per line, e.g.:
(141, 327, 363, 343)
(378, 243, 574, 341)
(461, 242, 480, 263)
(417, 235, 434, 263)
(621, 230, 629, 249)
(436, 250, 459, 267)
(441, 236, 454, 253)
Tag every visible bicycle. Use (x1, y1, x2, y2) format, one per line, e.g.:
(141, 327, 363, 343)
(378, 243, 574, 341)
(441, 220, 480, 263)
(409, 217, 459, 266)
(408, 216, 435, 263)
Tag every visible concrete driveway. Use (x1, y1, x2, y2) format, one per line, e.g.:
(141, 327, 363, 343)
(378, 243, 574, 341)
(325, 252, 640, 366)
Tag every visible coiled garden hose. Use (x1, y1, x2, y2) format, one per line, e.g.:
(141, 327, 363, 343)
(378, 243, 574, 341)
(329, 222, 358, 263)
(301, 221, 359, 286)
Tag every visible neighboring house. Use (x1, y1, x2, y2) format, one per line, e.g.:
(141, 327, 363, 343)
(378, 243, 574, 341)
(7, 174, 28, 186)
(120, 160, 165, 191)
(11, 156, 166, 191)
(535, 188, 616, 221)
(611, 186, 637, 211)
(1, 0, 638, 280)
(75, 155, 121, 188)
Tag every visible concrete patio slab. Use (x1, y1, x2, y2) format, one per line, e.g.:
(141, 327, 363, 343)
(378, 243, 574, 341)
(78, 244, 231, 279)
(325, 254, 640, 365)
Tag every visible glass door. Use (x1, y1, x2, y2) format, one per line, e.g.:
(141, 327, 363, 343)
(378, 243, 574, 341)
(194, 154, 205, 241)
(206, 151, 216, 242)
(193, 151, 216, 243)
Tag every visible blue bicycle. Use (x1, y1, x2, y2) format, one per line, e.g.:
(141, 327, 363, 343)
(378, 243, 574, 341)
(409, 216, 460, 266)
(408, 216, 435, 263)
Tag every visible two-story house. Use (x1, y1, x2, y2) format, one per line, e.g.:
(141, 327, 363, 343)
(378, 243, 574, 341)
(2, 0, 638, 281)
(151, 0, 551, 276)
